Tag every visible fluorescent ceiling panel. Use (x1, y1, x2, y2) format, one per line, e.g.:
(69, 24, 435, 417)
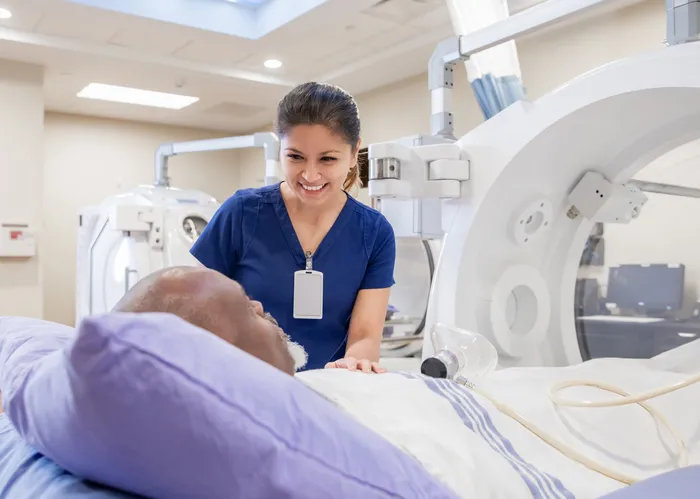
(77, 83, 199, 109)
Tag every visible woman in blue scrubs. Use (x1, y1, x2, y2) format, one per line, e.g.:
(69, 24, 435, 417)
(190, 82, 396, 373)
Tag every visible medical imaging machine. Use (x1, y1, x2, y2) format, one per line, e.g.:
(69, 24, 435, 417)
(74, 133, 281, 325)
(368, 0, 700, 368)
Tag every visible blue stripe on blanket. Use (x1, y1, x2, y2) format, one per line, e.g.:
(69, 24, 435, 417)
(399, 372, 574, 499)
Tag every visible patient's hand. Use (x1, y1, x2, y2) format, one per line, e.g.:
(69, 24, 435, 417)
(325, 357, 387, 374)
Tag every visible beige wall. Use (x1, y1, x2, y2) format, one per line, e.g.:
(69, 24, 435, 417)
(42, 113, 241, 325)
(0, 61, 44, 319)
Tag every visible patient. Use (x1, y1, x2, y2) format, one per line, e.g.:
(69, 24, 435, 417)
(0, 266, 312, 498)
(0, 266, 305, 413)
(112, 266, 308, 375)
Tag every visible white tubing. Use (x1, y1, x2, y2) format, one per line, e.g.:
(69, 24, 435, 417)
(464, 371, 699, 485)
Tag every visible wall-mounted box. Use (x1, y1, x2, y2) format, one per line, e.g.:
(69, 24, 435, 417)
(0, 223, 36, 257)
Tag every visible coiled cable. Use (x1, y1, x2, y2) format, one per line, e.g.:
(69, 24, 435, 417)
(459, 371, 700, 485)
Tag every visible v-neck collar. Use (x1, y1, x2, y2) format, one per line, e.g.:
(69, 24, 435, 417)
(272, 182, 353, 268)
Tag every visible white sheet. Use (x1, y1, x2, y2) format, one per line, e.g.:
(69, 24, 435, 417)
(297, 347, 700, 499)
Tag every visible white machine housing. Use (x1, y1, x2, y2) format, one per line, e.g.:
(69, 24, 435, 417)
(374, 134, 452, 359)
(370, 133, 461, 240)
(75, 185, 219, 325)
(369, 39, 700, 368)
(75, 132, 281, 326)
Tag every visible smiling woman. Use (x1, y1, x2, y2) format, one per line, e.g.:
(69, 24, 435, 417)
(190, 81, 396, 372)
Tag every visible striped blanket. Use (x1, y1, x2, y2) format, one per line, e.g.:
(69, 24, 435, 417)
(297, 359, 699, 499)
(399, 372, 574, 499)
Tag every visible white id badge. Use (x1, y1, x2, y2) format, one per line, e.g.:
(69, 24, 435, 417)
(293, 270, 323, 319)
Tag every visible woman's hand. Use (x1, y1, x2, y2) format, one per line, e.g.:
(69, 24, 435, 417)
(325, 357, 387, 374)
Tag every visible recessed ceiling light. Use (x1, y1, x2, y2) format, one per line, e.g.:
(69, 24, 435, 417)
(264, 59, 282, 69)
(0, 8, 12, 19)
(76, 83, 199, 110)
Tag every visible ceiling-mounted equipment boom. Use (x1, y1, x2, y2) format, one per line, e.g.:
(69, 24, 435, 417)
(154, 132, 281, 187)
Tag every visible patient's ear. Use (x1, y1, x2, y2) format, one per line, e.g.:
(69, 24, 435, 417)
(250, 300, 264, 318)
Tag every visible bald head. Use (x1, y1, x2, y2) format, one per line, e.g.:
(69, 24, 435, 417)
(113, 266, 306, 375)
(113, 266, 240, 344)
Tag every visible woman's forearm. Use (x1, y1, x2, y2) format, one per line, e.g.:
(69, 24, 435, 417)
(345, 336, 381, 362)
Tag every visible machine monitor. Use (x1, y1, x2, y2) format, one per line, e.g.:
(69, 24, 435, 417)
(606, 264, 685, 313)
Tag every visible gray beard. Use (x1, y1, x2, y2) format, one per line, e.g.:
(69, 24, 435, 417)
(265, 311, 308, 371)
(287, 339, 308, 371)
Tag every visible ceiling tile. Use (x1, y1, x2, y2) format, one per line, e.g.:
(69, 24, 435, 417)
(319, 41, 383, 70)
(329, 40, 433, 95)
(405, 5, 453, 30)
(172, 34, 255, 67)
(316, 12, 400, 43)
(200, 100, 269, 119)
(281, 36, 353, 61)
(364, 23, 422, 50)
(0, 0, 44, 31)
(232, 52, 294, 74)
(255, 33, 354, 63)
(107, 20, 193, 55)
(32, 3, 123, 44)
(362, 0, 445, 24)
(297, 41, 380, 81)
(232, 34, 352, 75)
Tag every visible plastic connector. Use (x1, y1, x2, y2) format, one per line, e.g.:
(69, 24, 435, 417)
(567, 171, 648, 224)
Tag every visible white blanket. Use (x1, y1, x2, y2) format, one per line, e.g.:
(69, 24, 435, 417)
(297, 343, 700, 499)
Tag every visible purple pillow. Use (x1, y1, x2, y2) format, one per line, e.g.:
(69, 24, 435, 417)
(2, 312, 457, 499)
(0, 316, 74, 389)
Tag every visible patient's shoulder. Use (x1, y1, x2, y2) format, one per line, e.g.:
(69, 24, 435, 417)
(296, 370, 422, 401)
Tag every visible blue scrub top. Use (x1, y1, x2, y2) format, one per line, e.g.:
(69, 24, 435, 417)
(191, 183, 396, 370)
(0, 414, 137, 498)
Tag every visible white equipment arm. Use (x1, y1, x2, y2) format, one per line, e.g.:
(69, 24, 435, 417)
(430, 0, 700, 139)
(154, 132, 281, 187)
(431, 0, 650, 139)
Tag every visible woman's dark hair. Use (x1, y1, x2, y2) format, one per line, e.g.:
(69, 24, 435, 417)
(275, 82, 361, 192)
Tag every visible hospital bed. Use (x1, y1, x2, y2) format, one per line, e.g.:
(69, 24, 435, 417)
(299, 342, 700, 498)
(2, 313, 700, 499)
